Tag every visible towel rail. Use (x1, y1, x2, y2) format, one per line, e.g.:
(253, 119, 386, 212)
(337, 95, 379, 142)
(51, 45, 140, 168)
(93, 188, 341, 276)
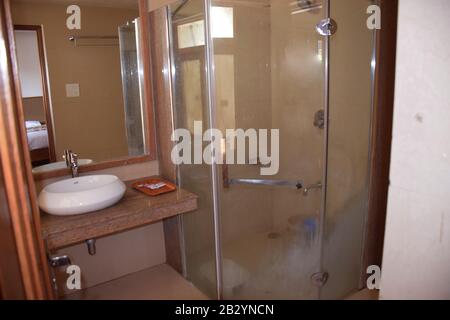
(68, 35, 119, 47)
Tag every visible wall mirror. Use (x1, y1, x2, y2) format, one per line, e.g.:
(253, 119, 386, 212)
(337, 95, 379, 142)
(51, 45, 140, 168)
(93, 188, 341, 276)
(11, 0, 155, 178)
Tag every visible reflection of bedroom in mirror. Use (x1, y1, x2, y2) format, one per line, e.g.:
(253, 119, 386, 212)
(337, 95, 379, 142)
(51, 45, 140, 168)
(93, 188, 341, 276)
(11, 0, 149, 175)
(15, 25, 56, 167)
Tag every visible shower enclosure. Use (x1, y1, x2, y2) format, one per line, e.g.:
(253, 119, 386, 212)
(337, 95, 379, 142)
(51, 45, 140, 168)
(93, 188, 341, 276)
(168, 0, 375, 299)
(118, 20, 148, 156)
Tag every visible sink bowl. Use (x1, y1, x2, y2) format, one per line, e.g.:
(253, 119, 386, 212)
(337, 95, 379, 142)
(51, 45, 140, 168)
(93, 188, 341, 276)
(38, 175, 126, 216)
(32, 159, 93, 174)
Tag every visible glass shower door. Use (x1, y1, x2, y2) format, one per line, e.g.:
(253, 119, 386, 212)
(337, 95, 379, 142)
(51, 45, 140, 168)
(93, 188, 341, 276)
(212, 0, 326, 299)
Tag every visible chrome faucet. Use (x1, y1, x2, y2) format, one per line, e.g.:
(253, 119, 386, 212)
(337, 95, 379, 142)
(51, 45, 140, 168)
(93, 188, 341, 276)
(63, 150, 79, 178)
(69, 152, 79, 178)
(63, 150, 71, 167)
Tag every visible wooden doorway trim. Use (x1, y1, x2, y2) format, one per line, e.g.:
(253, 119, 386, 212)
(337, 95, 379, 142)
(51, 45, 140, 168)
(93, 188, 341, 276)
(0, 0, 52, 299)
(361, 0, 398, 287)
(13, 24, 57, 163)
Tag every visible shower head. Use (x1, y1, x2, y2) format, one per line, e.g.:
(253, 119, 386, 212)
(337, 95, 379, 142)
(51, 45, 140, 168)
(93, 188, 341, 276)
(297, 0, 314, 9)
(292, 0, 322, 15)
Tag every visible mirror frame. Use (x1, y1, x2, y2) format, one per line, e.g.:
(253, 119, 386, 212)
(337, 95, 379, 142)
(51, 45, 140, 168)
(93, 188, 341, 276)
(31, 0, 157, 181)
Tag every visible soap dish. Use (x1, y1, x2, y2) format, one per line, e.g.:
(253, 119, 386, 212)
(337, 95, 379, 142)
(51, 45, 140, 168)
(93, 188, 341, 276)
(132, 178, 177, 196)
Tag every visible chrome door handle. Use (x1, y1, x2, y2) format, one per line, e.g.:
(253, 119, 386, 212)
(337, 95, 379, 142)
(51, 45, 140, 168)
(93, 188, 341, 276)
(222, 162, 303, 189)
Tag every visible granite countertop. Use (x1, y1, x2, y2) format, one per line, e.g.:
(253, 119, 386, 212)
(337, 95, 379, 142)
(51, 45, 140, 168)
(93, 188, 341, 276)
(41, 178, 198, 250)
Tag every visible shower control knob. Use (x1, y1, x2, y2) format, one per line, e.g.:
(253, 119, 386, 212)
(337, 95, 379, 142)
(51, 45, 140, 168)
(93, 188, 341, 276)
(316, 18, 337, 36)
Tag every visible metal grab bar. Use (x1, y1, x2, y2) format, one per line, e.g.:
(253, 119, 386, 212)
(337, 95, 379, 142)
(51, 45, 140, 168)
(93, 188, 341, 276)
(221, 162, 303, 189)
(227, 178, 303, 189)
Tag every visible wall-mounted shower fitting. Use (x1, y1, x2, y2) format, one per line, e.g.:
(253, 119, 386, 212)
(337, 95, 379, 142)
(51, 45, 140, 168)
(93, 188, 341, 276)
(303, 182, 323, 196)
(316, 18, 338, 36)
(293, 0, 322, 14)
(86, 239, 97, 256)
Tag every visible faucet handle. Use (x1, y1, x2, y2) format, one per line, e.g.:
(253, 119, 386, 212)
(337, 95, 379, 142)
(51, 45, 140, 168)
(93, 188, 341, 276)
(70, 153, 78, 164)
(63, 149, 72, 167)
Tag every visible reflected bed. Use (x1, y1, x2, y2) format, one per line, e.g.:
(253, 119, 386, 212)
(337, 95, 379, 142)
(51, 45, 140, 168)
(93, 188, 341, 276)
(26, 121, 49, 164)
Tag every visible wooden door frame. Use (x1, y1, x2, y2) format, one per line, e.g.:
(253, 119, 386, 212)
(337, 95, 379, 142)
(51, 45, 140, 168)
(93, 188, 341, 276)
(0, 0, 53, 299)
(360, 0, 399, 288)
(13, 24, 57, 163)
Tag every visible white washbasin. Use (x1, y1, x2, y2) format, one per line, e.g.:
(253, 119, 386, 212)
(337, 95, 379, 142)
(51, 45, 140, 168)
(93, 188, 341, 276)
(38, 175, 126, 216)
(32, 159, 93, 174)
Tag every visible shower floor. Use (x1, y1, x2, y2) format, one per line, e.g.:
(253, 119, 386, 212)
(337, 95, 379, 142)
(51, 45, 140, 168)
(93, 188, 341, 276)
(188, 229, 320, 300)
(187, 202, 364, 300)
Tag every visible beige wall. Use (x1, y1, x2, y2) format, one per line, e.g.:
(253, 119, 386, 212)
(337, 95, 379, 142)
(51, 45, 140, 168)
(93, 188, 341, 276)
(380, 0, 450, 300)
(12, 2, 137, 162)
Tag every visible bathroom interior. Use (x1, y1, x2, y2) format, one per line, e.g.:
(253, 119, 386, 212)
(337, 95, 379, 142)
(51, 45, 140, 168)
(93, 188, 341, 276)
(2, 0, 419, 300)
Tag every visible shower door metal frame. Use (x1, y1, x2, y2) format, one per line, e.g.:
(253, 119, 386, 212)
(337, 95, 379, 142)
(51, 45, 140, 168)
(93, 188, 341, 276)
(167, 0, 224, 299)
(204, 0, 224, 300)
(316, 0, 332, 291)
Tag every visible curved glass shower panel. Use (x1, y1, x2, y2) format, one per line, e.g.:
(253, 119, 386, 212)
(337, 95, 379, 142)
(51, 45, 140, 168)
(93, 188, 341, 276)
(212, 0, 326, 299)
(170, 0, 218, 298)
(320, 0, 375, 299)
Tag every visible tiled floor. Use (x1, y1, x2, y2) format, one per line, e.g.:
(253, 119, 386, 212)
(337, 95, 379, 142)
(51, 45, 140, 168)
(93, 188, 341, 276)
(64, 264, 208, 300)
(63, 262, 379, 300)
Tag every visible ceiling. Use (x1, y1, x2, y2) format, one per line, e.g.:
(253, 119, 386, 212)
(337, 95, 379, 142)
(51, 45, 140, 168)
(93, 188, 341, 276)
(13, 0, 139, 9)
